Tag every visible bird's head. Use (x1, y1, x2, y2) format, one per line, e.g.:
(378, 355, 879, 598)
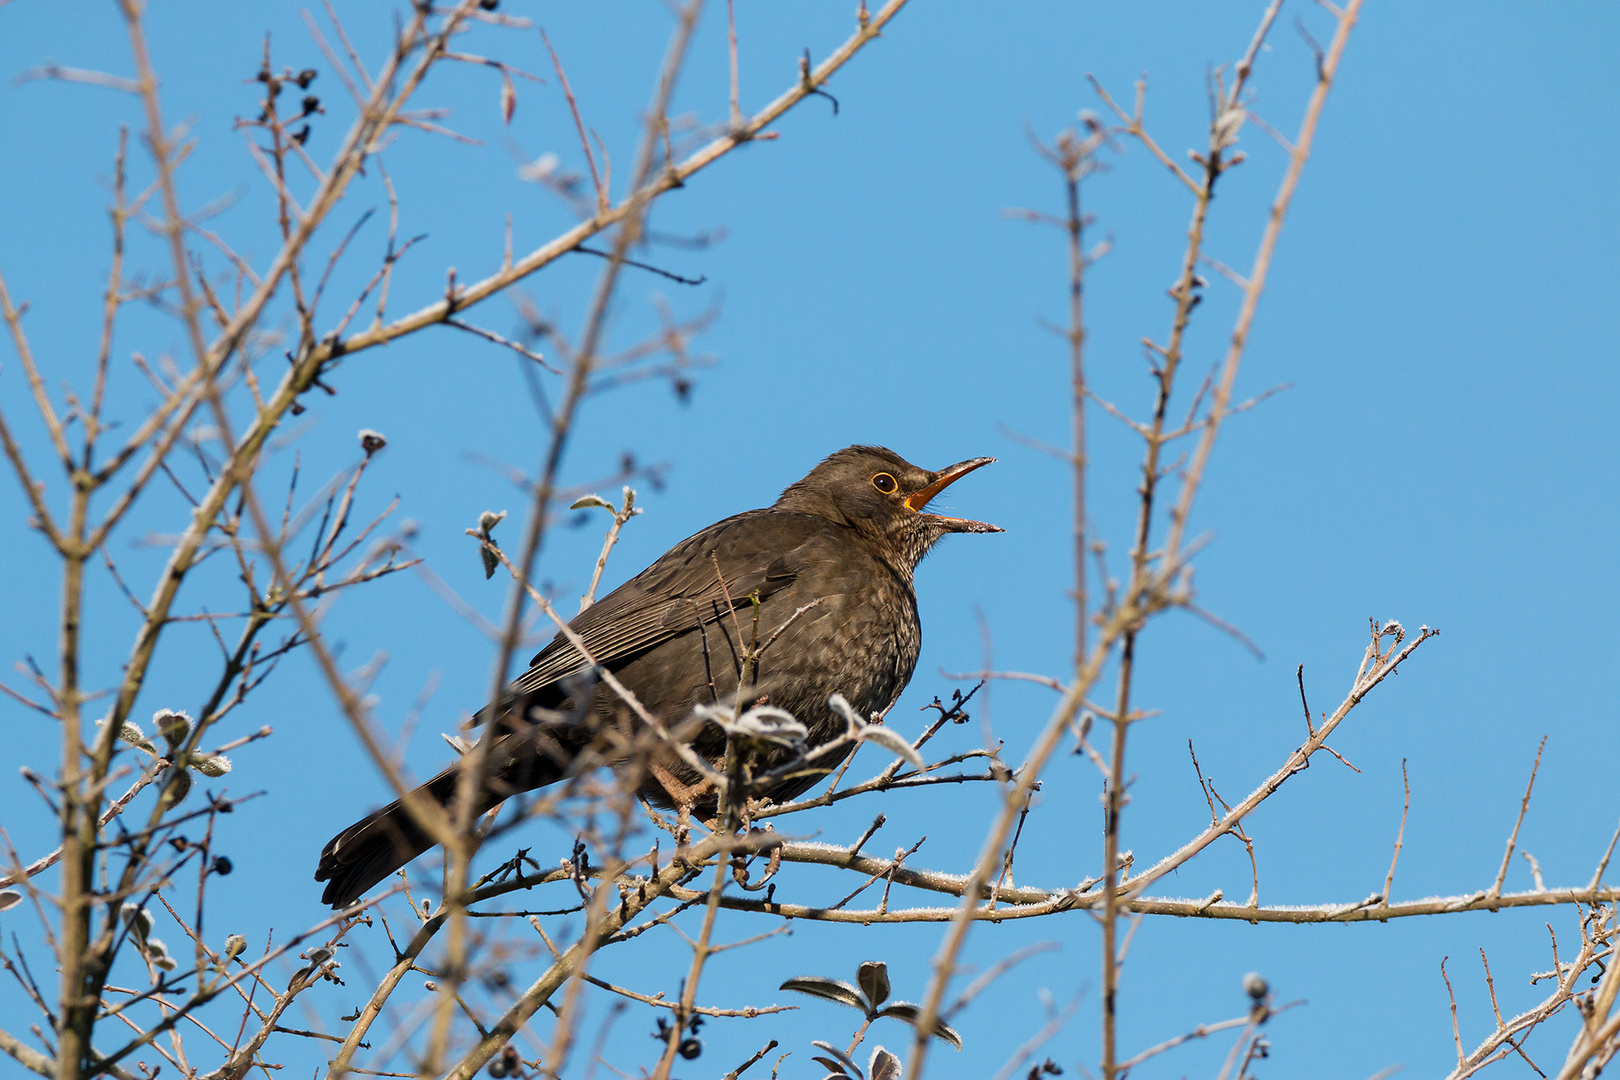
(774, 445, 1002, 574)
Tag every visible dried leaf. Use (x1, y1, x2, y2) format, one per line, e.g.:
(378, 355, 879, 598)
(697, 703, 808, 749)
(192, 753, 232, 777)
(500, 68, 516, 125)
(0, 890, 22, 912)
(811, 1042, 861, 1075)
(158, 765, 192, 808)
(857, 960, 891, 1007)
(146, 938, 177, 973)
(100, 718, 156, 755)
(876, 1002, 964, 1050)
(858, 725, 925, 770)
(1213, 104, 1246, 148)
(780, 976, 867, 1012)
(121, 903, 153, 945)
(869, 1046, 902, 1080)
(828, 692, 864, 731)
(519, 152, 559, 183)
(153, 709, 192, 752)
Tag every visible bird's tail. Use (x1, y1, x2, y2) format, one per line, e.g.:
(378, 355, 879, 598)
(312, 689, 605, 906)
(314, 718, 592, 908)
(314, 766, 468, 908)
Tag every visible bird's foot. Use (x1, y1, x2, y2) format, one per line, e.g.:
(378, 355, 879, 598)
(731, 825, 782, 891)
(649, 764, 716, 848)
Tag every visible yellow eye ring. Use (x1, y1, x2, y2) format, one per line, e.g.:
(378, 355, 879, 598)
(872, 472, 898, 494)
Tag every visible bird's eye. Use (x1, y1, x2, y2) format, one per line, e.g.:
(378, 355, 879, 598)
(872, 472, 898, 494)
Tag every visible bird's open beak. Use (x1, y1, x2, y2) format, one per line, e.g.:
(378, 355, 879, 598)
(906, 457, 1003, 533)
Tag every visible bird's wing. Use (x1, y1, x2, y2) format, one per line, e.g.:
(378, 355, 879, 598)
(510, 509, 819, 694)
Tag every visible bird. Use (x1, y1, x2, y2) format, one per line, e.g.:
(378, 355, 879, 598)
(314, 445, 1000, 907)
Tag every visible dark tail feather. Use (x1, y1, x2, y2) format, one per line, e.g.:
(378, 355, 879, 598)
(315, 721, 586, 908)
(315, 767, 465, 908)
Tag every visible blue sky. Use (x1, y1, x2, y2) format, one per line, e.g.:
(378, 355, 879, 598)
(2, 1, 1618, 1077)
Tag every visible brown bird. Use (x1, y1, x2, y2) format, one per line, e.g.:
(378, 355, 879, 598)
(315, 446, 1000, 907)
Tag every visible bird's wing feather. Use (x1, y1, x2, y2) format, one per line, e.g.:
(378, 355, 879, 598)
(511, 510, 819, 694)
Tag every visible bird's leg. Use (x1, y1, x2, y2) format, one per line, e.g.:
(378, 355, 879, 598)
(649, 763, 712, 808)
(649, 763, 713, 846)
(732, 826, 782, 891)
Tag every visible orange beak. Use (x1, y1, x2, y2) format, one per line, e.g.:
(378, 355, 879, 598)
(905, 457, 1002, 532)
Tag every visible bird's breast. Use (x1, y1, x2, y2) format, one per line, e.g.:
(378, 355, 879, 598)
(760, 555, 920, 722)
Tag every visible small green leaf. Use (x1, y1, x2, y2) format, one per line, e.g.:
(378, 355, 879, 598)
(569, 494, 612, 511)
(780, 976, 867, 1012)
